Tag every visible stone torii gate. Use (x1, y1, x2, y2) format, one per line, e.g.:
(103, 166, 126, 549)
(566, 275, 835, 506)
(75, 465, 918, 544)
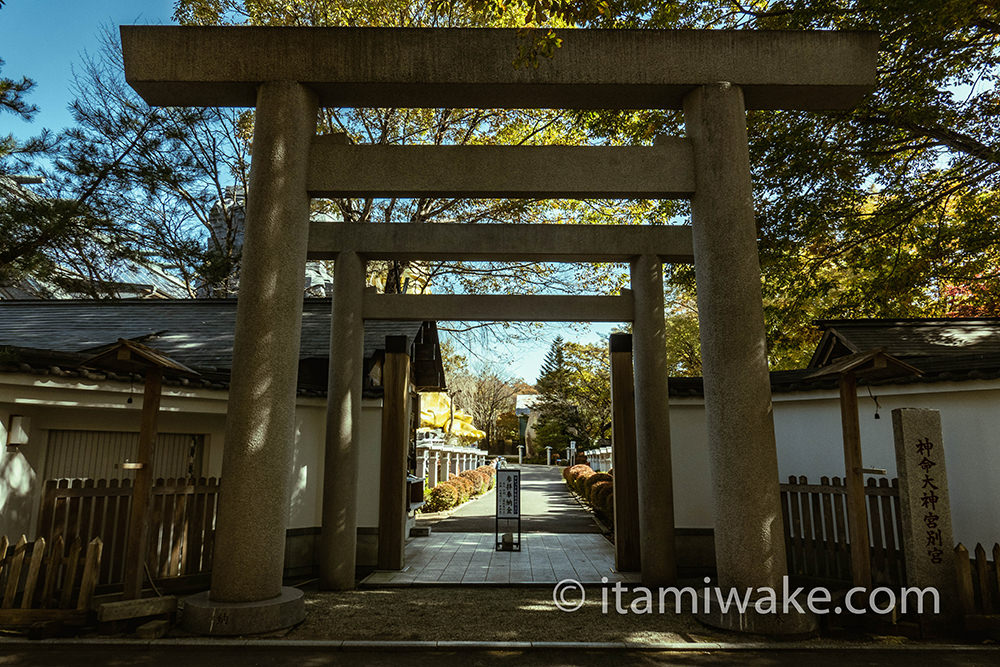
(121, 26, 877, 635)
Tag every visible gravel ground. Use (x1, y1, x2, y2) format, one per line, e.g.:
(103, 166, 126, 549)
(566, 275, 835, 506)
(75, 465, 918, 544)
(281, 586, 926, 648)
(287, 586, 733, 643)
(279, 585, 942, 649)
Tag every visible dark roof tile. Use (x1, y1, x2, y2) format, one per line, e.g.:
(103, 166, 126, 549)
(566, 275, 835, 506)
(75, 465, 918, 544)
(0, 299, 422, 372)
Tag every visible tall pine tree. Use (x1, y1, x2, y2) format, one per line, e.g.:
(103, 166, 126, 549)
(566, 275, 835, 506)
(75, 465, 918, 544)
(533, 337, 585, 454)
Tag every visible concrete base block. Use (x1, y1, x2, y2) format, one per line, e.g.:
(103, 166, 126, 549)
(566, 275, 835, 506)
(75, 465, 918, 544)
(181, 587, 304, 636)
(135, 619, 171, 639)
(695, 593, 818, 638)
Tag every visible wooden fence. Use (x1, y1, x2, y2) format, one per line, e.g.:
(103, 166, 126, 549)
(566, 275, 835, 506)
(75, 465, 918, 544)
(780, 475, 905, 586)
(36, 477, 219, 587)
(0, 535, 102, 626)
(956, 542, 1000, 616)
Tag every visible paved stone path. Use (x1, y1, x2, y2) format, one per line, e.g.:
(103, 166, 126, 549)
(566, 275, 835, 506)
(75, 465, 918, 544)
(420, 463, 600, 533)
(364, 465, 625, 585)
(361, 531, 637, 585)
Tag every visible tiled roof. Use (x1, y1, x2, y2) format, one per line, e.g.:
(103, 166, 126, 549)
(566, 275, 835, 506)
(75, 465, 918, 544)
(667, 353, 1000, 398)
(810, 318, 1000, 368)
(0, 299, 422, 372)
(0, 344, 254, 395)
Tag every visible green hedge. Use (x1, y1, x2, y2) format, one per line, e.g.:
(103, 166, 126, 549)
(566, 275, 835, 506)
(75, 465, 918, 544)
(423, 482, 460, 512)
(590, 480, 614, 517)
(563, 464, 615, 522)
(419, 462, 498, 514)
(448, 474, 474, 502)
(584, 472, 613, 498)
(563, 464, 592, 486)
(459, 469, 490, 494)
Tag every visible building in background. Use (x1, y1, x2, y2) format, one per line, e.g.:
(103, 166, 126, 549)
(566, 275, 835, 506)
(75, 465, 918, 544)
(202, 186, 333, 298)
(0, 299, 446, 573)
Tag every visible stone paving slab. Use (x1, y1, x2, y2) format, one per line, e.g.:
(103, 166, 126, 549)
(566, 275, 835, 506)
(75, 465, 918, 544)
(361, 531, 640, 586)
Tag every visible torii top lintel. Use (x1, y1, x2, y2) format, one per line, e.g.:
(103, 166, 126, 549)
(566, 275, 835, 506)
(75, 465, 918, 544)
(121, 27, 878, 111)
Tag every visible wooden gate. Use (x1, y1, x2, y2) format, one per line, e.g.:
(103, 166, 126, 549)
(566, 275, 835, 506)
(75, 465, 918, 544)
(36, 477, 219, 587)
(780, 475, 905, 586)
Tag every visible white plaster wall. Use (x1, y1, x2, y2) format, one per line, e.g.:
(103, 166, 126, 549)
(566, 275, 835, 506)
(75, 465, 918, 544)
(772, 383, 1000, 549)
(0, 370, 393, 543)
(667, 402, 713, 528)
(0, 406, 39, 540)
(285, 397, 383, 531)
(287, 401, 326, 530)
(11, 370, 994, 551)
(668, 382, 1000, 550)
(356, 401, 383, 528)
(0, 375, 232, 539)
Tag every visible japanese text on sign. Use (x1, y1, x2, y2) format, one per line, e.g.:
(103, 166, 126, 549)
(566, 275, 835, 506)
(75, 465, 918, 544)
(497, 469, 520, 519)
(915, 437, 944, 565)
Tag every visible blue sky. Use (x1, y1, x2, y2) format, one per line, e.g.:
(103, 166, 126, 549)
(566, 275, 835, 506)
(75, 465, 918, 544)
(2, 1, 175, 140)
(0, 0, 614, 383)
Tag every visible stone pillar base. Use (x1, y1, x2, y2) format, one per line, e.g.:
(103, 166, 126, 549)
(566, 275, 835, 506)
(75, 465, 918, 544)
(695, 592, 818, 638)
(182, 587, 305, 636)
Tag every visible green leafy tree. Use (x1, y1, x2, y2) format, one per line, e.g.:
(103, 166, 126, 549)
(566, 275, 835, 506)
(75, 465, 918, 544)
(53, 27, 251, 296)
(562, 341, 610, 445)
(450, 0, 1000, 367)
(495, 410, 521, 446)
(0, 58, 56, 171)
(122, 0, 1000, 370)
(171, 0, 662, 353)
(533, 336, 587, 451)
(610, 1, 999, 367)
(0, 55, 141, 295)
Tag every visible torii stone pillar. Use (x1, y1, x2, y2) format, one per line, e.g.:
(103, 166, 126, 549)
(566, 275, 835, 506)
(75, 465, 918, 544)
(183, 81, 316, 634)
(319, 250, 366, 590)
(684, 83, 789, 608)
(630, 255, 676, 586)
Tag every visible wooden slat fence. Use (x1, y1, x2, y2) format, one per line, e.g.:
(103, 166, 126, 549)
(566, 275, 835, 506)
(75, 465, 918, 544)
(956, 543, 1000, 616)
(780, 475, 905, 586)
(36, 477, 219, 587)
(0, 534, 102, 626)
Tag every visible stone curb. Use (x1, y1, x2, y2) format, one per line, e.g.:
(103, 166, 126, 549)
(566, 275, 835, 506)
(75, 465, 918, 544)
(0, 638, 992, 652)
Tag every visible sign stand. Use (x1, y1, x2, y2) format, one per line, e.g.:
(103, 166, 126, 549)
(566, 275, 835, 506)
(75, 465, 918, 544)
(496, 468, 521, 551)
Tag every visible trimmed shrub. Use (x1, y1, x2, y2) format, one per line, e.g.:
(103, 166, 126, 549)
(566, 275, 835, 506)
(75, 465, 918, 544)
(448, 474, 474, 502)
(478, 469, 493, 490)
(573, 469, 596, 495)
(458, 469, 478, 493)
(460, 469, 490, 495)
(423, 482, 460, 512)
(590, 480, 614, 513)
(597, 486, 614, 517)
(477, 465, 497, 489)
(584, 473, 613, 500)
(564, 464, 592, 490)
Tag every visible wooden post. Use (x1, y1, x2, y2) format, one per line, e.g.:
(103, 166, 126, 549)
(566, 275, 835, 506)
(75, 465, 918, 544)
(378, 336, 411, 570)
(610, 333, 641, 572)
(124, 368, 162, 599)
(838, 371, 871, 589)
